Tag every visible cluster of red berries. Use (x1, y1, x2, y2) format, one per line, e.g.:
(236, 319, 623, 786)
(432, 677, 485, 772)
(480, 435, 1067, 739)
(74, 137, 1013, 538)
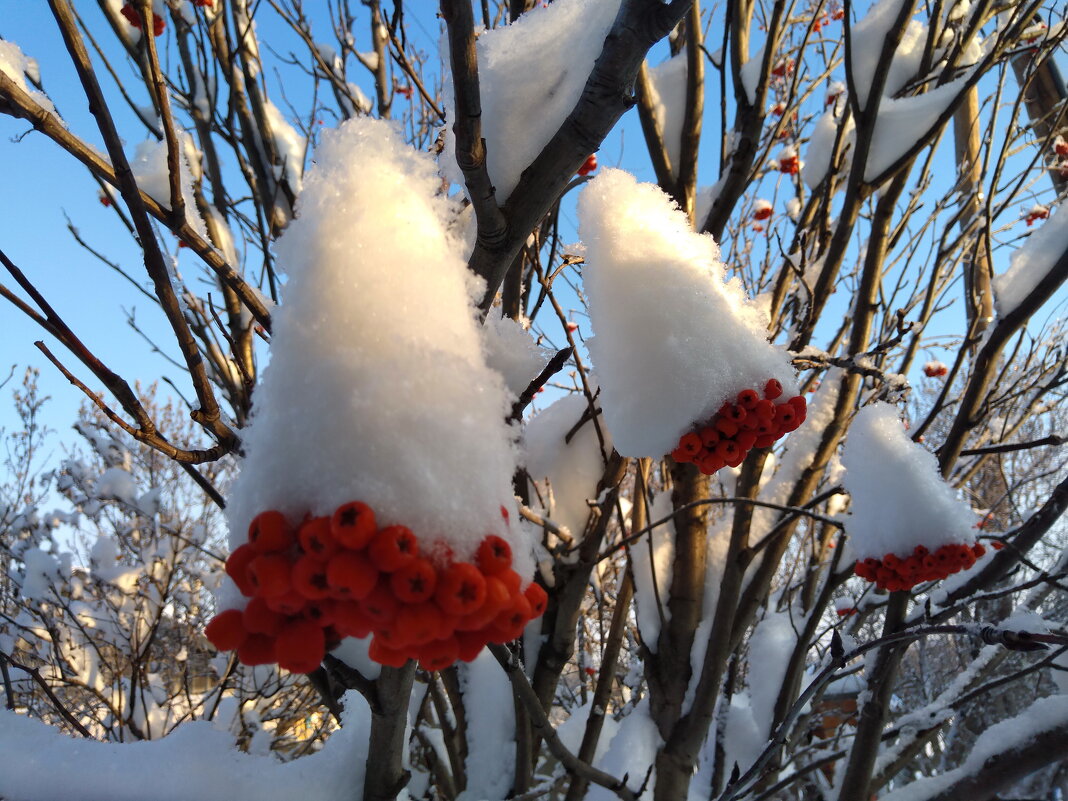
(670, 379, 807, 473)
(1024, 205, 1049, 226)
(204, 502, 547, 674)
(120, 0, 212, 36)
(854, 541, 987, 592)
(923, 361, 948, 378)
(577, 154, 598, 176)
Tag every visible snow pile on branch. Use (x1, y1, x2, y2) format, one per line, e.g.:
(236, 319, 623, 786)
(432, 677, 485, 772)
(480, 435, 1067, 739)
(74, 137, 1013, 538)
(482, 309, 552, 398)
(576, 168, 798, 457)
(803, 107, 853, 190)
(646, 53, 688, 174)
(523, 393, 609, 544)
(226, 118, 525, 587)
(263, 99, 305, 194)
(0, 39, 61, 120)
(630, 493, 675, 648)
(849, 0, 927, 109)
(129, 137, 208, 239)
(994, 204, 1068, 316)
(441, 0, 622, 203)
(841, 403, 975, 560)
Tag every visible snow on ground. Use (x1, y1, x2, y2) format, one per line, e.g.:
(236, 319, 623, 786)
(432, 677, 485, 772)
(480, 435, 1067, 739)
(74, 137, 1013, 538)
(225, 118, 528, 594)
(841, 403, 975, 560)
(577, 168, 797, 457)
(0, 692, 372, 801)
(440, 0, 622, 203)
(994, 204, 1068, 316)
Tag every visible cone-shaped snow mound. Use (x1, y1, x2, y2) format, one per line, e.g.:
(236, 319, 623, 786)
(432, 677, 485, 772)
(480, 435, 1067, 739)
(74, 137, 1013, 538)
(227, 118, 524, 574)
(577, 168, 798, 457)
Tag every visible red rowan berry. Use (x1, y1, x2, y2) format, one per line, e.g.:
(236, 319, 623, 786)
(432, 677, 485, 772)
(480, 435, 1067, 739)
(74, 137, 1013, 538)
(237, 633, 276, 666)
(524, 582, 548, 617)
(331, 501, 377, 550)
(205, 609, 247, 651)
(298, 516, 337, 559)
(248, 554, 292, 598)
(265, 590, 306, 615)
(577, 154, 598, 176)
(737, 389, 760, 409)
(360, 580, 400, 627)
(304, 599, 336, 628)
(243, 596, 284, 636)
(435, 562, 488, 616)
(369, 525, 419, 572)
(455, 630, 487, 662)
(476, 535, 513, 576)
(292, 556, 331, 600)
(369, 636, 410, 668)
(396, 602, 447, 646)
(276, 620, 325, 674)
(764, 379, 784, 400)
(418, 636, 460, 671)
(248, 511, 294, 553)
(327, 551, 379, 600)
(390, 558, 438, 603)
(678, 432, 703, 457)
(333, 601, 373, 639)
(226, 544, 258, 596)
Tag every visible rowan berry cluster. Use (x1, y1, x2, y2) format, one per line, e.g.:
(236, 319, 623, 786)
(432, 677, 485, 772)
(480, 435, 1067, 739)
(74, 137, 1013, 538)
(120, 4, 166, 37)
(577, 154, 598, 176)
(670, 379, 807, 473)
(204, 502, 546, 674)
(854, 541, 987, 591)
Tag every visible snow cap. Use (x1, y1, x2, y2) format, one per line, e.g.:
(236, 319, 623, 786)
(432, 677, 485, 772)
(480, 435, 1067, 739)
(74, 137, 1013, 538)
(226, 118, 528, 577)
(576, 168, 798, 457)
(841, 403, 976, 560)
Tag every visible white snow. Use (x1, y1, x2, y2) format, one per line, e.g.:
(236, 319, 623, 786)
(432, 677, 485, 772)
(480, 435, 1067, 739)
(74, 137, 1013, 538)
(0, 39, 61, 121)
(880, 696, 1068, 801)
(865, 77, 968, 181)
(630, 493, 675, 649)
(0, 693, 373, 801)
(94, 466, 138, 506)
(739, 46, 765, 106)
(263, 99, 305, 194)
(646, 53, 689, 175)
(457, 651, 515, 801)
(440, 0, 623, 203)
(746, 610, 796, 739)
(803, 107, 853, 190)
(482, 309, 552, 399)
(585, 700, 661, 801)
(129, 137, 208, 239)
(523, 393, 609, 543)
(994, 204, 1068, 316)
(577, 168, 798, 457)
(840, 403, 976, 560)
(850, 0, 927, 109)
(226, 119, 529, 580)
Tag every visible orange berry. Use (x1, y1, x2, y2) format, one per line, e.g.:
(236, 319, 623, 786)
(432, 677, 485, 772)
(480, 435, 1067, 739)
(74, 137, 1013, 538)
(678, 432, 703, 457)
(333, 601, 373, 639)
(248, 554, 292, 598)
(276, 620, 325, 674)
(368, 635, 410, 668)
(360, 580, 399, 628)
(418, 636, 460, 671)
(298, 516, 337, 559)
(205, 609, 247, 651)
(304, 599, 336, 628)
(456, 575, 512, 631)
(331, 501, 377, 550)
(391, 558, 438, 603)
(264, 590, 306, 615)
(435, 562, 488, 616)
(243, 596, 284, 635)
(396, 602, 447, 646)
(491, 593, 533, 642)
(476, 535, 513, 576)
(237, 633, 276, 666)
(226, 544, 258, 596)
(248, 511, 294, 553)
(369, 525, 419, 572)
(736, 389, 760, 409)
(292, 556, 331, 600)
(327, 551, 379, 600)
(524, 582, 548, 617)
